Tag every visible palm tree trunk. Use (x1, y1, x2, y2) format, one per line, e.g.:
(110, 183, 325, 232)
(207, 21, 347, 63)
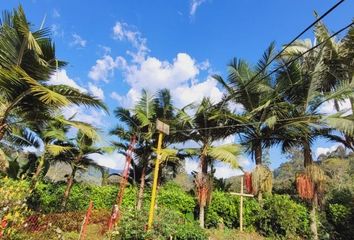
(303, 139, 318, 239)
(303, 140, 313, 167)
(255, 144, 262, 166)
(255, 144, 263, 202)
(61, 167, 77, 210)
(198, 147, 208, 229)
(31, 154, 45, 188)
(136, 166, 146, 210)
(199, 203, 205, 228)
(310, 192, 319, 240)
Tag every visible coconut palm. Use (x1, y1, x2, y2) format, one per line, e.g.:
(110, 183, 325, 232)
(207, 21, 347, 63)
(176, 98, 241, 228)
(0, 5, 106, 143)
(275, 22, 354, 240)
(30, 115, 99, 188)
(111, 89, 184, 210)
(213, 44, 293, 200)
(60, 130, 104, 209)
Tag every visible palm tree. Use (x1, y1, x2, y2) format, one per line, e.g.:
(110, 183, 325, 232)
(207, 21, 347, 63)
(111, 89, 183, 210)
(213, 44, 291, 199)
(60, 131, 104, 209)
(0, 5, 106, 143)
(30, 115, 99, 187)
(176, 98, 241, 228)
(275, 22, 354, 240)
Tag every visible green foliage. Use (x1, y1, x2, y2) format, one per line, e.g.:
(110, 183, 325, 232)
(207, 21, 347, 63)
(257, 194, 310, 239)
(205, 191, 260, 229)
(324, 188, 354, 240)
(157, 182, 196, 216)
(112, 207, 207, 240)
(30, 181, 137, 212)
(0, 177, 31, 238)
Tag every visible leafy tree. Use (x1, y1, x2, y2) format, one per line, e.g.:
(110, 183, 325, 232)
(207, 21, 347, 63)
(0, 5, 106, 144)
(111, 89, 184, 210)
(177, 98, 240, 228)
(275, 22, 354, 240)
(59, 130, 104, 209)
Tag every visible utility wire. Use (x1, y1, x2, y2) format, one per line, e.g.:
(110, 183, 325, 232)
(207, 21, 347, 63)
(249, 0, 346, 83)
(259, 21, 354, 83)
(169, 116, 319, 133)
(169, 20, 354, 134)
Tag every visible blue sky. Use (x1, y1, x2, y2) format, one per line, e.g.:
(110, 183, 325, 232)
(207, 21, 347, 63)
(2, 0, 353, 177)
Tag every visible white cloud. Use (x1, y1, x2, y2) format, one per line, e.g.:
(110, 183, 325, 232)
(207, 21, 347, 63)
(48, 69, 87, 92)
(88, 55, 125, 82)
(190, 0, 206, 16)
(71, 33, 87, 48)
(52, 9, 60, 18)
(107, 21, 224, 110)
(319, 99, 352, 115)
(62, 105, 107, 127)
(51, 24, 64, 37)
(172, 77, 223, 108)
(89, 151, 126, 170)
(184, 158, 243, 179)
(113, 22, 149, 63)
(125, 53, 199, 90)
(88, 82, 105, 100)
(214, 162, 243, 179)
(316, 143, 341, 158)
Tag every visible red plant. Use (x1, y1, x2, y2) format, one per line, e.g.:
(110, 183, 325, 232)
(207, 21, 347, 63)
(296, 174, 314, 200)
(244, 172, 252, 194)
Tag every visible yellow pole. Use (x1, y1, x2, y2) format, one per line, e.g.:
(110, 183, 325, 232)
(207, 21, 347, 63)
(240, 176, 244, 232)
(147, 132, 163, 230)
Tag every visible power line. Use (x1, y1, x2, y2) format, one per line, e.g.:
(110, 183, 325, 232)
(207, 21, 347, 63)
(250, 0, 346, 83)
(170, 116, 318, 133)
(259, 21, 354, 83)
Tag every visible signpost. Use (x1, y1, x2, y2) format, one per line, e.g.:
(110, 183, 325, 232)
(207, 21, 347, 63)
(230, 176, 254, 232)
(147, 120, 169, 230)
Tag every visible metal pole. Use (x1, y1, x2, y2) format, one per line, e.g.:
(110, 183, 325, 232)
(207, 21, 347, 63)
(147, 132, 163, 230)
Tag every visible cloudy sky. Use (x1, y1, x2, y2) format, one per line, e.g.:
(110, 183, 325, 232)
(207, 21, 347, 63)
(2, 0, 353, 178)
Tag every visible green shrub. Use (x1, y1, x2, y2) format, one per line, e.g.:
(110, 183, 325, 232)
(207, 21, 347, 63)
(257, 194, 310, 239)
(157, 182, 196, 216)
(113, 207, 207, 240)
(30, 181, 137, 212)
(205, 191, 260, 229)
(325, 188, 354, 240)
(0, 177, 31, 238)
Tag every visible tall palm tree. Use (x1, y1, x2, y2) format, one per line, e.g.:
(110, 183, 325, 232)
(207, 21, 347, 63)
(0, 5, 106, 142)
(111, 89, 183, 210)
(60, 131, 104, 209)
(275, 22, 354, 240)
(214, 44, 284, 165)
(30, 115, 98, 187)
(213, 44, 291, 199)
(176, 98, 241, 228)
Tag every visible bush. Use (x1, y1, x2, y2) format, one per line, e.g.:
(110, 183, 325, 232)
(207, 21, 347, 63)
(205, 191, 260, 229)
(324, 188, 354, 240)
(257, 194, 310, 239)
(30, 181, 137, 212)
(0, 177, 31, 238)
(112, 207, 207, 240)
(157, 182, 196, 216)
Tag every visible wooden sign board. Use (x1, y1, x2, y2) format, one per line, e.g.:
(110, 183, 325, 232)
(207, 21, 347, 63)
(156, 119, 170, 135)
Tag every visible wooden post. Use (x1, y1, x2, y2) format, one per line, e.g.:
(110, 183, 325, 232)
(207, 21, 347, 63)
(230, 175, 254, 233)
(79, 200, 93, 240)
